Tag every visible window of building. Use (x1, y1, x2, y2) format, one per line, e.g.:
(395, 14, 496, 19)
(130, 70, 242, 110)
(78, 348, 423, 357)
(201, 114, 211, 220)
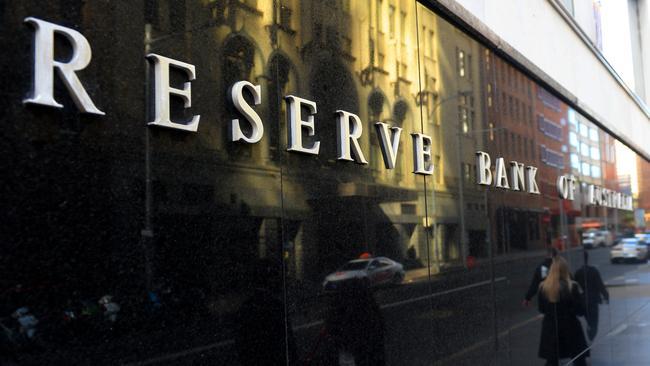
(463, 162, 471, 182)
(589, 128, 599, 142)
(530, 139, 535, 159)
(568, 108, 577, 127)
(569, 131, 578, 146)
(559, 0, 575, 15)
(592, 165, 601, 178)
(582, 162, 591, 176)
(571, 153, 579, 169)
(538, 116, 563, 141)
(400, 11, 406, 40)
(509, 96, 513, 116)
(580, 142, 589, 156)
(459, 106, 469, 133)
(389, 4, 396, 38)
(579, 122, 589, 137)
(488, 122, 495, 141)
(540, 146, 564, 168)
(590, 146, 600, 160)
(435, 155, 441, 183)
(487, 83, 492, 107)
(458, 49, 466, 77)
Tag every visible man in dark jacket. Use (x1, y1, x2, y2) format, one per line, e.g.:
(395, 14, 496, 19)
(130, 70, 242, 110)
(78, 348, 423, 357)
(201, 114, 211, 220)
(523, 247, 557, 307)
(574, 251, 609, 341)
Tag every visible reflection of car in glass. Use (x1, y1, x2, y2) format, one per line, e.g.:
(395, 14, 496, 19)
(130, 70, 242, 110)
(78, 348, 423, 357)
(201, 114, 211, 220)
(610, 238, 648, 263)
(322, 257, 405, 291)
(582, 229, 612, 248)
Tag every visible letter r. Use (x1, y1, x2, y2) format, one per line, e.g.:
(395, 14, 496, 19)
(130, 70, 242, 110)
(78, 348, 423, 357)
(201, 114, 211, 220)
(23, 17, 104, 115)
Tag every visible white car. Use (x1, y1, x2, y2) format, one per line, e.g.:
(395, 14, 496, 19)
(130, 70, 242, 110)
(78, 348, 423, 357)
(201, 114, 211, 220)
(582, 229, 612, 248)
(610, 238, 648, 263)
(322, 257, 405, 291)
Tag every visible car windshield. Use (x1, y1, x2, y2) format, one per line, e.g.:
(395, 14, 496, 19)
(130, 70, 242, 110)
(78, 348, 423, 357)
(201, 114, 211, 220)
(340, 261, 369, 271)
(622, 239, 639, 245)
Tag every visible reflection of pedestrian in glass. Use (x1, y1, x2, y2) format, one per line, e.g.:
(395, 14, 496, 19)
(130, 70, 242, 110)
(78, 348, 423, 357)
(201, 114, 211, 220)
(234, 258, 296, 366)
(574, 251, 609, 341)
(323, 279, 385, 366)
(523, 247, 557, 307)
(537, 257, 588, 366)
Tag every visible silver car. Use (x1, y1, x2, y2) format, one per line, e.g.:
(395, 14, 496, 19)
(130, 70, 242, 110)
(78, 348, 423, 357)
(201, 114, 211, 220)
(610, 238, 648, 263)
(322, 257, 405, 291)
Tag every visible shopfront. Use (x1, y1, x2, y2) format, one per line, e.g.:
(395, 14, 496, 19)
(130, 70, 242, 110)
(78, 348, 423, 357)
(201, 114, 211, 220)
(2, 1, 650, 365)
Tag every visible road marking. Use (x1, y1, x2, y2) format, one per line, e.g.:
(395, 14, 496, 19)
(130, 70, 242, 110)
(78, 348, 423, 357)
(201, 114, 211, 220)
(122, 339, 235, 366)
(607, 323, 628, 337)
(436, 313, 544, 364)
(380, 277, 507, 310)
(122, 277, 506, 365)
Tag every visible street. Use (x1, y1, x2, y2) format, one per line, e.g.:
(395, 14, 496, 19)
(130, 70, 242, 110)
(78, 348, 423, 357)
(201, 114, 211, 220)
(116, 246, 650, 366)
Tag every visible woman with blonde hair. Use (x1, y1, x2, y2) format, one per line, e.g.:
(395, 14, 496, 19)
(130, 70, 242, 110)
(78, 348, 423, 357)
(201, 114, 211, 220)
(537, 256, 589, 366)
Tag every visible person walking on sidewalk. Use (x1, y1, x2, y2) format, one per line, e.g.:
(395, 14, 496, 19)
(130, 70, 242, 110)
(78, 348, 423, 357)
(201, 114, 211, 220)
(522, 247, 557, 307)
(537, 256, 589, 366)
(574, 250, 609, 341)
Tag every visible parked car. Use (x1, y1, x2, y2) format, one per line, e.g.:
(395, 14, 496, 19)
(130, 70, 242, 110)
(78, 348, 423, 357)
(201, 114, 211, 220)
(610, 238, 648, 263)
(582, 229, 612, 248)
(322, 257, 405, 291)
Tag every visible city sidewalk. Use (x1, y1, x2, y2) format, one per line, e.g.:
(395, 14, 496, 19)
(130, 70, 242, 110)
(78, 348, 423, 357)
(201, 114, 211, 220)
(588, 297, 650, 365)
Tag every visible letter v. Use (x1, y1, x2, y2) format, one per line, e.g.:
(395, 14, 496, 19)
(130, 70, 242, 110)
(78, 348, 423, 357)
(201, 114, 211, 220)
(374, 122, 403, 169)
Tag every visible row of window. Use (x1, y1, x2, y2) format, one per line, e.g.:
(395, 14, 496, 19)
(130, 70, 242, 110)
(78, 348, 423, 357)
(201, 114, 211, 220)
(570, 153, 602, 178)
(540, 145, 564, 169)
(494, 130, 537, 162)
(569, 132, 601, 160)
(538, 116, 564, 141)
(537, 87, 562, 112)
(494, 58, 533, 97)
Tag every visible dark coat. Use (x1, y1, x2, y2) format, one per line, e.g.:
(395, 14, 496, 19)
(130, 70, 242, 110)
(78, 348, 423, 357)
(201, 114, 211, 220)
(234, 288, 297, 366)
(574, 265, 609, 305)
(537, 281, 589, 360)
(525, 258, 553, 301)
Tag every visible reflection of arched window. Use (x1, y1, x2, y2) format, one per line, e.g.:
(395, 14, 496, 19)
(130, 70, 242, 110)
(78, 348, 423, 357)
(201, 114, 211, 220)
(393, 99, 408, 125)
(368, 89, 390, 172)
(368, 89, 385, 120)
(223, 34, 256, 159)
(392, 99, 410, 178)
(309, 53, 358, 165)
(268, 52, 293, 162)
(223, 34, 255, 88)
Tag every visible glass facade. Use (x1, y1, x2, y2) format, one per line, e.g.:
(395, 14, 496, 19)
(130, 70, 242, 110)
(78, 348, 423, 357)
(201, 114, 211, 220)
(1, 1, 650, 365)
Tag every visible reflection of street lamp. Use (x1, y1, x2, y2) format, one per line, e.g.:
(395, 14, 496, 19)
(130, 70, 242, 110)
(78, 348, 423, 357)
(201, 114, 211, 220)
(455, 90, 473, 268)
(417, 90, 472, 269)
(456, 124, 505, 268)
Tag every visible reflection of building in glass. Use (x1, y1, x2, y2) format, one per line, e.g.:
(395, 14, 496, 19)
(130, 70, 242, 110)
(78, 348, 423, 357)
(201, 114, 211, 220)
(567, 110, 621, 236)
(482, 53, 544, 254)
(426, 12, 486, 265)
(637, 156, 650, 228)
(533, 85, 569, 248)
(142, 0, 434, 289)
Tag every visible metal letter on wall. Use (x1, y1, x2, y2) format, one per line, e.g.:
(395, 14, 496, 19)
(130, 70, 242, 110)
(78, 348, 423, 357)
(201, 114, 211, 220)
(475, 151, 492, 185)
(556, 175, 569, 199)
(284, 95, 320, 155)
(336, 110, 368, 164)
(146, 53, 200, 132)
(374, 122, 402, 169)
(230, 80, 263, 143)
(510, 161, 525, 191)
(23, 17, 104, 115)
(411, 133, 434, 175)
(526, 166, 541, 194)
(494, 158, 510, 189)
